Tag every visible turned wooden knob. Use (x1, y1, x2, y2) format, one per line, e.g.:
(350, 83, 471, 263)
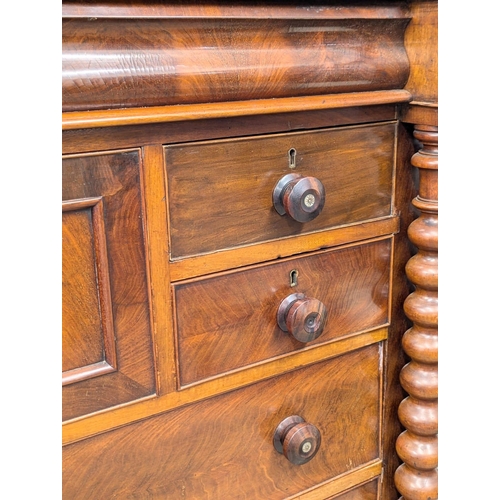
(277, 293, 327, 343)
(273, 173, 325, 222)
(273, 415, 321, 465)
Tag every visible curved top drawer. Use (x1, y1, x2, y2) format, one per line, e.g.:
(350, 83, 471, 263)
(62, 15, 409, 111)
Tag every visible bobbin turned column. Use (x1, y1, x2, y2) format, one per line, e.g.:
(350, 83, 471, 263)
(395, 125, 438, 500)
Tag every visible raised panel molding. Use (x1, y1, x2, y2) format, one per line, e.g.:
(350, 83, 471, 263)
(62, 150, 156, 421)
(62, 197, 117, 385)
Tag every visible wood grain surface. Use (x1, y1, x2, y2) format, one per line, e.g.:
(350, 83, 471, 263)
(166, 122, 396, 259)
(326, 479, 379, 500)
(62, 14, 409, 111)
(174, 238, 391, 386)
(63, 345, 381, 499)
(395, 125, 438, 500)
(62, 150, 156, 421)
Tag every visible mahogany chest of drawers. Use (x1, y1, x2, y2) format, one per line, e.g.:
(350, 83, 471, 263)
(62, 2, 438, 498)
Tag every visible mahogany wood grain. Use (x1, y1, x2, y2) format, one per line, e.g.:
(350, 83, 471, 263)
(395, 126, 438, 500)
(62, 1, 410, 20)
(402, 0, 437, 129)
(62, 91, 411, 131)
(60, 2, 435, 498)
(397, 3, 438, 497)
(62, 16, 409, 111)
(174, 238, 391, 386)
(62, 201, 109, 373)
(379, 122, 418, 500)
(141, 145, 177, 395)
(62, 105, 401, 157)
(326, 479, 379, 500)
(170, 216, 399, 282)
(275, 173, 326, 223)
(62, 197, 117, 385)
(402, 103, 438, 128)
(62, 150, 156, 420)
(278, 293, 328, 343)
(166, 122, 396, 259)
(403, 1, 438, 106)
(63, 328, 387, 445)
(290, 463, 381, 500)
(63, 345, 381, 499)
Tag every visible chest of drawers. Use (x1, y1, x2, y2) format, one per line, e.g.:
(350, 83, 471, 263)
(62, 2, 438, 498)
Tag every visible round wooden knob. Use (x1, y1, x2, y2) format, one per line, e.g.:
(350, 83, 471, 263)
(273, 173, 325, 223)
(273, 415, 321, 465)
(277, 293, 327, 343)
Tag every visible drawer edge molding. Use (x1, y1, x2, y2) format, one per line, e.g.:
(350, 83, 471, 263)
(287, 459, 382, 500)
(170, 216, 399, 282)
(62, 91, 412, 130)
(63, 328, 387, 445)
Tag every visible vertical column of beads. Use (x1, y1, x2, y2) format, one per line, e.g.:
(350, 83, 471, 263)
(394, 125, 438, 500)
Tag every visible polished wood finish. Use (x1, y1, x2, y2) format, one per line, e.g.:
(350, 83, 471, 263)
(62, 103, 401, 155)
(402, 0, 438, 128)
(379, 122, 417, 500)
(62, 1, 409, 19)
(166, 123, 396, 259)
(395, 126, 438, 500)
(63, 345, 381, 499)
(62, 197, 115, 383)
(169, 216, 399, 281)
(174, 239, 391, 386)
(274, 415, 322, 466)
(403, 1, 438, 106)
(277, 293, 328, 343)
(397, 1, 438, 497)
(61, 2, 433, 498)
(62, 12, 410, 111)
(62, 150, 156, 421)
(62, 90, 411, 130)
(63, 328, 388, 446)
(326, 479, 379, 500)
(273, 173, 326, 223)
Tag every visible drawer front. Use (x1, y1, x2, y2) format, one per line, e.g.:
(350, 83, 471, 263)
(63, 345, 381, 499)
(327, 479, 379, 499)
(62, 150, 155, 420)
(165, 122, 396, 259)
(174, 238, 391, 386)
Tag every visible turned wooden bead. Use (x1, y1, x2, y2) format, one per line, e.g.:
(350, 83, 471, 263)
(395, 465, 438, 500)
(396, 125, 438, 500)
(396, 431, 438, 470)
(398, 398, 438, 437)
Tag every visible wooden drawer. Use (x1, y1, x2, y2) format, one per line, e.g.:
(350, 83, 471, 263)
(174, 238, 391, 387)
(165, 122, 396, 259)
(327, 479, 379, 499)
(63, 344, 381, 499)
(62, 150, 156, 421)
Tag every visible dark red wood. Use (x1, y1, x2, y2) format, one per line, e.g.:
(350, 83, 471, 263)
(62, 14, 409, 111)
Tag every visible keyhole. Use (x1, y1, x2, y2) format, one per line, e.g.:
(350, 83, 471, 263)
(290, 270, 299, 287)
(288, 148, 297, 169)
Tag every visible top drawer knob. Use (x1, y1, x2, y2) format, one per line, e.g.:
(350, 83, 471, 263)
(273, 173, 326, 223)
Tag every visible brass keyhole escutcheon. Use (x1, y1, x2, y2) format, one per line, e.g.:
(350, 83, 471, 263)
(289, 270, 299, 287)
